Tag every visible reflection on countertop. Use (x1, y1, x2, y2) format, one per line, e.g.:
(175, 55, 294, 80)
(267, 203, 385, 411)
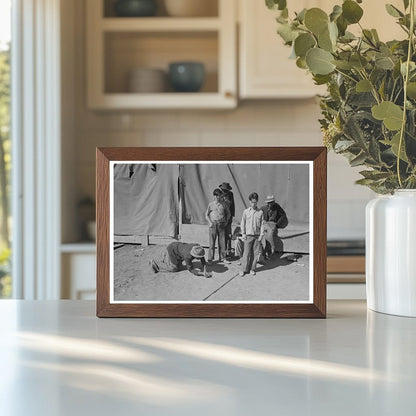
(327, 239, 365, 256)
(1, 300, 416, 415)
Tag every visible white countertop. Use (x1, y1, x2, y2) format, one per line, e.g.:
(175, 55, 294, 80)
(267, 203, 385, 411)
(0, 300, 415, 415)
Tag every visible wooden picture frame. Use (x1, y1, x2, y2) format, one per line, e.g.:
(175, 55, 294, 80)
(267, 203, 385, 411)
(96, 147, 327, 318)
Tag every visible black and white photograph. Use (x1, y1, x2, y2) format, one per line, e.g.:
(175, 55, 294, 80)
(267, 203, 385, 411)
(110, 161, 313, 303)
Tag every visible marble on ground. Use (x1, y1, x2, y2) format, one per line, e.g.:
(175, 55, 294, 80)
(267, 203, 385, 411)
(114, 244, 310, 302)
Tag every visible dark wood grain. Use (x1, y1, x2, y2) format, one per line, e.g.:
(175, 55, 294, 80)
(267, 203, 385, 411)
(96, 148, 110, 317)
(96, 147, 327, 318)
(313, 148, 327, 318)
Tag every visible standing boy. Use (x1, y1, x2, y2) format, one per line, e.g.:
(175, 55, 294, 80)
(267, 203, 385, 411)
(205, 188, 231, 264)
(239, 192, 264, 276)
(219, 182, 235, 258)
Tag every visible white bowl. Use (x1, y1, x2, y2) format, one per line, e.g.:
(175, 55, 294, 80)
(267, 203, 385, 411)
(128, 68, 167, 93)
(164, 0, 217, 17)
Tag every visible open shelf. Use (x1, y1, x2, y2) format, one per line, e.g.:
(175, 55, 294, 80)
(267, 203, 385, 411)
(102, 17, 221, 31)
(104, 31, 218, 94)
(87, 0, 236, 109)
(90, 92, 234, 109)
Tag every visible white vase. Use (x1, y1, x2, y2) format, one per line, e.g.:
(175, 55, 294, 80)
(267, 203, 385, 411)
(366, 189, 416, 317)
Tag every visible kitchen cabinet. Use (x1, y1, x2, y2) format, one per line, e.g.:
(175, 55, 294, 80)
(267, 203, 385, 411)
(238, 0, 325, 99)
(86, 0, 237, 109)
(61, 245, 96, 300)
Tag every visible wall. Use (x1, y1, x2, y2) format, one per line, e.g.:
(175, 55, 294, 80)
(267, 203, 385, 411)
(61, 0, 374, 243)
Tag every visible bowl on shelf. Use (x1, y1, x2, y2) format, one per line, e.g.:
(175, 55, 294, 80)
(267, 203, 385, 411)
(164, 0, 218, 17)
(114, 0, 158, 17)
(128, 68, 167, 93)
(168, 61, 205, 92)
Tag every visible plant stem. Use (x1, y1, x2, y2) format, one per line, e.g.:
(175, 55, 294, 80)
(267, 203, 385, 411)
(358, 69, 381, 104)
(334, 68, 358, 84)
(390, 79, 398, 102)
(397, 0, 415, 188)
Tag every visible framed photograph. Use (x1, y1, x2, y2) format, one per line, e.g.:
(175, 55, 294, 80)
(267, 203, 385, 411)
(96, 147, 327, 318)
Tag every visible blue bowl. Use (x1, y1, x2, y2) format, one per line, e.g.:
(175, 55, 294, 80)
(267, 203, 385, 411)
(168, 62, 205, 93)
(114, 0, 157, 17)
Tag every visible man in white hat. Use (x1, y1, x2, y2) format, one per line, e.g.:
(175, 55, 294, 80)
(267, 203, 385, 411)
(260, 195, 288, 258)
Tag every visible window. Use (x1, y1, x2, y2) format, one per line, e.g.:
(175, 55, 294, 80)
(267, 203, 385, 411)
(0, 0, 11, 298)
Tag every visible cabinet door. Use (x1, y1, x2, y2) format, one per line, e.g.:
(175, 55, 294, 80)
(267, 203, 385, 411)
(239, 0, 404, 99)
(62, 253, 96, 300)
(239, 0, 326, 99)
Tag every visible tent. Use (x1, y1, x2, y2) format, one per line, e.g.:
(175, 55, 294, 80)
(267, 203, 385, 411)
(114, 163, 310, 241)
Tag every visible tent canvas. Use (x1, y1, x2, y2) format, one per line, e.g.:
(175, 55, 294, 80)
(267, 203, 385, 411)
(113, 163, 310, 251)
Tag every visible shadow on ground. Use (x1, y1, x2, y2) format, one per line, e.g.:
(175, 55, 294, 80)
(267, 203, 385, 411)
(114, 244, 310, 302)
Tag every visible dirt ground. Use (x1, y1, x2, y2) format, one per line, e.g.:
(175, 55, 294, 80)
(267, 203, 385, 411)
(113, 244, 310, 302)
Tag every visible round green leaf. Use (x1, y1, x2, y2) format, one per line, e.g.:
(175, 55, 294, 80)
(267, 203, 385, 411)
(313, 74, 332, 85)
(342, 0, 363, 24)
(266, 0, 287, 11)
(304, 8, 329, 35)
(328, 21, 338, 43)
(306, 48, 335, 75)
(339, 31, 356, 43)
(407, 82, 416, 99)
(333, 60, 353, 70)
(375, 56, 395, 70)
(277, 23, 299, 43)
(318, 28, 334, 52)
(296, 8, 307, 23)
(330, 5, 342, 22)
(371, 101, 404, 131)
(294, 33, 316, 58)
(296, 57, 308, 69)
(336, 15, 348, 36)
(350, 54, 368, 70)
(356, 79, 372, 92)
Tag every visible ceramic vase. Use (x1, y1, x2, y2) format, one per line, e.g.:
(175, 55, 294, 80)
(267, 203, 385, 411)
(168, 62, 205, 92)
(114, 0, 157, 17)
(366, 190, 416, 317)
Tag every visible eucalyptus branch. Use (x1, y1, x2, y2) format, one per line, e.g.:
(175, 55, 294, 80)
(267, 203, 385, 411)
(267, 0, 416, 193)
(359, 22, 378, 49)
(397, 0, 415, 188)
(334, 68, 358, 84)
(358, 69, 381, 104)
(398, 24, 410, 35)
